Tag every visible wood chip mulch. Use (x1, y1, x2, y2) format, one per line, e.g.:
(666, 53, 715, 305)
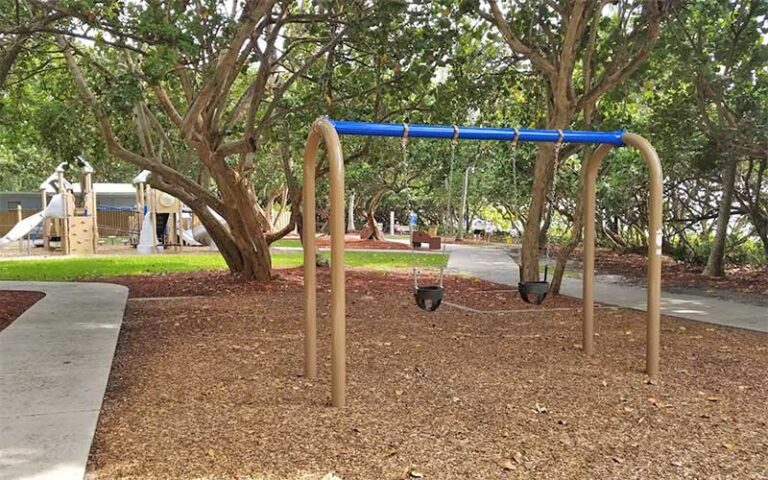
(100, 269, 305, 298)
(314, 235, 410, 251)
(0, 290, 45, 332)
(448, 288, 586, 311)
(86, 271, 767, 480)
(99, 269, 504, 300)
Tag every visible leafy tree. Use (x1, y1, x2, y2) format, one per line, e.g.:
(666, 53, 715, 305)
(476, 0, 665, 283)
(3, 1, 368, 279)
(663, 0, 768, 275)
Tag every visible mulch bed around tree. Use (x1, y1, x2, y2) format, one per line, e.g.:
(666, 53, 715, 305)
(101, 267, 588, 312)
(0, 290, 45, 332)
(102, 269, 305, 298)
(100, 269, 500, 301)
(86, 271, 767, 479)
(316, 235, 410, 250)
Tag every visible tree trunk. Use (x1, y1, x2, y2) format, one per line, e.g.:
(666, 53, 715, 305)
(521, 143, 557, 281)
(199, 153, 273, 281)
(274, 186, 288, 227)
(264, 195, 275, 230)
(757, 219, 768, 258)
(347, 192, 356, 232)
(550, 151, 591, 294)
(263, 186, 283, 232)
(703, 157, 738, 277)
(362, 189, 386, 241)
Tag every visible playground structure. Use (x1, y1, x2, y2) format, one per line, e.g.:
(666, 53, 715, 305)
(0, 158, 98, 255)
(302, 117, 663, 407)
(131, 170, 213, 253)
(133, 170, 181, 253)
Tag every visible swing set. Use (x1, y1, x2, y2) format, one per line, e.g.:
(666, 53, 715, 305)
(302, 117, 663, 407)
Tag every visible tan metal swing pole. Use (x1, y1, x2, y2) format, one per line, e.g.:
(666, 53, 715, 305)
(582, 133, 662, 379)
(302, 117, 347, 407)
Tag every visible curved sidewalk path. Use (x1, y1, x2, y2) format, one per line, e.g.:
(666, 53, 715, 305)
(0, 282, 128, 480)
(446, 244, 768, 333)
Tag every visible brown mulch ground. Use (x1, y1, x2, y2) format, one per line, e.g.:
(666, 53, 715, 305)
(86, 271, 767, 480)
(450, 288, 586, 311)
(0, 290, 45, 332)
(314, 235, 410, 251)
(103, 269, 305, 298)
(101, 269, 586, 311)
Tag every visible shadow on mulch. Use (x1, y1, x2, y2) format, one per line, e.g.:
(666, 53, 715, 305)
(86, 270, 767, 480)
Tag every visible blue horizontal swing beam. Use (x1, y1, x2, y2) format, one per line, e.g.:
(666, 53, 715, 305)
(328, 119, 625, 146)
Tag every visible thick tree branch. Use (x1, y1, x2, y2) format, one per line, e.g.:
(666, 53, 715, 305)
(179, 0, 277, 139)
(578, 1, 663, 110)
(483, 0, 557, 82)
(56, 34, 224, 213)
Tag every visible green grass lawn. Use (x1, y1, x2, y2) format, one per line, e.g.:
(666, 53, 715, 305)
(0, 251, 447, 281)
(271, 238, 303, 248)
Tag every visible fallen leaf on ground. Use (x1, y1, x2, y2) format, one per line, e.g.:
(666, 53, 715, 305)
(407, 467, 424, 478)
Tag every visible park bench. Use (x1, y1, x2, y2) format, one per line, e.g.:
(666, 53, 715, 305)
(412, 230, 441, 250)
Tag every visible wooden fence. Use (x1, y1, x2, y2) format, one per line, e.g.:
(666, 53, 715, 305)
(0, 209, 136, 239)
(0, 210, 38, 237)
(2, 209, 291, 239)
(96, 209, 136, 238)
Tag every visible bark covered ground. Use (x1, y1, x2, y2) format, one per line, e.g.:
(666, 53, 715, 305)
(86, 270, 767, 480)
(313, 234, 410, 250)
(0, 290, 45, 332)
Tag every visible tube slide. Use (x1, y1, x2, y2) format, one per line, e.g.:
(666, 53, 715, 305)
(179, 207, 225, 250)
(179, 227, 202, 246)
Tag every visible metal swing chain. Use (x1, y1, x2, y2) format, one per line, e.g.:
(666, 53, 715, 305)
(551, 129, 564, 200)
(544, 129, 565, 267)
(401, 123, 419, 291)
(448, 125, 459, 237)
(511, 127, 520, 200)
(438, 127, 459, 288)
(401, 122, 412, 216)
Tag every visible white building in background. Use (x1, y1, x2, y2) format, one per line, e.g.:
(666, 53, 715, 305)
(0, 183, 136, 211)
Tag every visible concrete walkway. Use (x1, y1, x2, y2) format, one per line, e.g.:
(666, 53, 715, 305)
(446, 244, 768, 333)
(0, 282, 128, 480)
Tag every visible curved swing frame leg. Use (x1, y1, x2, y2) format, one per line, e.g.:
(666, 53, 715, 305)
(303, 118, 346, 407)
(582, 135, 662, 380)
